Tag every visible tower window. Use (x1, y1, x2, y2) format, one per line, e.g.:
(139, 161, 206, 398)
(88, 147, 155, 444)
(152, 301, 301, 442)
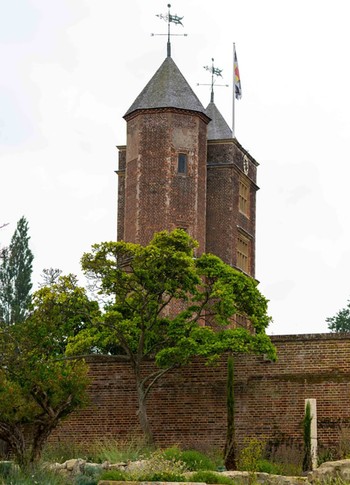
(177, 153, 187, 174)
(239, 179, 250, 217)
(237, 234, 250, 274)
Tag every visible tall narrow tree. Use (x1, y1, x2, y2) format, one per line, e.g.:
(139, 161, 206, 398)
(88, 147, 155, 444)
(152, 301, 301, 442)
(0, 217, 34, 325)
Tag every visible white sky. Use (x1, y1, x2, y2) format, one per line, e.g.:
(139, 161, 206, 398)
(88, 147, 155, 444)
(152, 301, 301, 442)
(1, 0, 349, 335)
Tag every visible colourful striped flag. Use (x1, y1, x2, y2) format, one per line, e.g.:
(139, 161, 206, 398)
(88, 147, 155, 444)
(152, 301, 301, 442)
(234, 48, 242, 100)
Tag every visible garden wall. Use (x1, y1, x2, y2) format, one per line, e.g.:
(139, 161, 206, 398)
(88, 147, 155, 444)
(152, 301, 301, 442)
(52, 333, 350, 456)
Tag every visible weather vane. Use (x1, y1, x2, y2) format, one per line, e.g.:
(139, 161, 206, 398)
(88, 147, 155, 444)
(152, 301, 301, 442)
(151, 4, 187, 57)
(198, 58, 228, 103)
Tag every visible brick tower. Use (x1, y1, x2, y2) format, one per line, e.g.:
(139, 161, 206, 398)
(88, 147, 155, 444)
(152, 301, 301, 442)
(117, 53, 258, 277)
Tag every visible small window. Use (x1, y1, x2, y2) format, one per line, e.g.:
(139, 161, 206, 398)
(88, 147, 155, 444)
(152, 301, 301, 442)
(239, 179, 250, 217)
(237, 234, 250, 274)
(178, 153, 187, 174)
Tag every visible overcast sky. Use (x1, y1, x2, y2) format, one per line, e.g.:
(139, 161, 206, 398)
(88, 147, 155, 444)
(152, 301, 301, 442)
(1, 0, 350, 335)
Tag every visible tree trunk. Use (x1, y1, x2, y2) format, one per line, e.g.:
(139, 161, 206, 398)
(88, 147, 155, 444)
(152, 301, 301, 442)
(30, 421, 57, 464)
(135, 369, 154, 445)
(0, 423, 27, 468)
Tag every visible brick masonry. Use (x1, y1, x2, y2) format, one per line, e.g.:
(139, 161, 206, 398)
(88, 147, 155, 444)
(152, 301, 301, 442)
(52, 333, 350, 456)
(119, 108, 208, 253)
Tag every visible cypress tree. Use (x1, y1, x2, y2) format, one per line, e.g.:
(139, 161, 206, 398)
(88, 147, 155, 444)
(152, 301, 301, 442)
(302, 400, 313, 472)
(0, 217, 34, 325)
(224, 353, 236, 469)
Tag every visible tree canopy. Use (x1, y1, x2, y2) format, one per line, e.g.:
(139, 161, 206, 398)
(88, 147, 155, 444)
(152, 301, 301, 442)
(0, 216, 33, 325)
(0, 274, 98, 467)
(67, 229, 276, 442)
(326, 300, 350, 332)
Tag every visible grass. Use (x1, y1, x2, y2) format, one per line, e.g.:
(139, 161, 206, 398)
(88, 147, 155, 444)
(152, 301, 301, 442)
(161, 446, 218, 471)
(41, 436, 154, 464)
(0, 439, 311, 484)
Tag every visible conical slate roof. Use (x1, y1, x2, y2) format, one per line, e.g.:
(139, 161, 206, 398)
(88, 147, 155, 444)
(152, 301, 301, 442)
(206, 102, 232, 140)
(124, 57, 207, 118)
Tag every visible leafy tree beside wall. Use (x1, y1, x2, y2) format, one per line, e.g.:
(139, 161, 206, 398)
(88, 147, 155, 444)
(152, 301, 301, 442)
(0, 217, 33, 325)
(67, 229, 276, 444)
(0, 275, 97, 467)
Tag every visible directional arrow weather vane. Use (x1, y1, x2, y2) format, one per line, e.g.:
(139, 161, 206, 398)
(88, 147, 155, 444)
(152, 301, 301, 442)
(152, 4, 187, 57)
(198, 58, 228, 103)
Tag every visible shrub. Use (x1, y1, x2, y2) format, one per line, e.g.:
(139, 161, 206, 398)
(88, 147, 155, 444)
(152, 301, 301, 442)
(237, 438, 264, 472)
(74, 474, 99, 485)
(42, 436, 153, 464)
(190, 471, 234, 484)
(0, 460, 12, 478)
(255, 459, 283, 475)
(162, 446, 216, 471)
(139, 471, 187, 481)
(0, 464, 68, 484)
(74, 464, 101, 485)
(99, 469, 128, 481)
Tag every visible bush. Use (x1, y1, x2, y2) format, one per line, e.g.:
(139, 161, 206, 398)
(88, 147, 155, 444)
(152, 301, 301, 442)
(190, 471, 234, 484)
(237, 438, 264, 472)
(74, 474, 99, 485)
(255, 459, 283, 475)
(99, 469, 128, 481)
(74, 464, 101, 485)
(162, 446, 216, 471)
(0, 460, 12, 478)
(0, 464, 68, 484)
(139, 471, 187, 481)
(42, 437, 153, 464)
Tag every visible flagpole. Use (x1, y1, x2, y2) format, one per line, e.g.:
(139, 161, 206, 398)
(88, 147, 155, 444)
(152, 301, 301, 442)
(232, 42, 236, 138)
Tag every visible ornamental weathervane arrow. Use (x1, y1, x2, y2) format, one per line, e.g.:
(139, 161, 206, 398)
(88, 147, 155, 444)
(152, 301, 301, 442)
(198, 58, 228, 103)
(152, 4, 187, 57)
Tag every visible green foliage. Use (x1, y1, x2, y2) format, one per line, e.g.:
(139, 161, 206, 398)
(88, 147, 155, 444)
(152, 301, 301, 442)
(0, 460, 12, 478)
(131, 449, 188, 479)
(224, 354, 236, 470)
(0, 216, 34, 325)
(237, 438, 264, 472)
(327, 300, 350, 332)
(303, 401, 313, 472)
(0, 463, 68, 484)
(67, 229, 275, 442)
(189, 471, 234, 484)
(254, 459, 284, 475)
(139, 471, 187, 481)
(99, 469, 128, 481)
(74, 466, 100, 485)
(162, 446, 216, 471)
(0, 275, 93, 467)
(42, 437, 154, 465)
(99, 448, 187, 482)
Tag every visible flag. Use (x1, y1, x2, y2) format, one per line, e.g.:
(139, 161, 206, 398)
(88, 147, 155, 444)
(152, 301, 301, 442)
(234, 48, 242, 100)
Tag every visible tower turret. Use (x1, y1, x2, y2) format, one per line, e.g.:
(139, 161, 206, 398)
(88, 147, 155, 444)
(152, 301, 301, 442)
(117, 56, 210, 253)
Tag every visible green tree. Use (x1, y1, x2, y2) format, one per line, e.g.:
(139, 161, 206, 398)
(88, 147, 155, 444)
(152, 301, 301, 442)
(0, 217, 34, 325)
(0, 274, 98, 468)
(302, 401, 312, 472)
(224, 354, 236, 470)
(326, 301, 350, 332)
(68, 229, 276, 444)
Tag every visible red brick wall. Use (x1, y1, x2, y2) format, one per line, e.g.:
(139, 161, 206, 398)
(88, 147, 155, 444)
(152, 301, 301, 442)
(52, 333, 350, 457)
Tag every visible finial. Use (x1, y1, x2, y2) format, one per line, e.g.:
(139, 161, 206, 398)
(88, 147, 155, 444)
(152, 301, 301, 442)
(153, 4, 187, 57)
(198, 58, 228, 103)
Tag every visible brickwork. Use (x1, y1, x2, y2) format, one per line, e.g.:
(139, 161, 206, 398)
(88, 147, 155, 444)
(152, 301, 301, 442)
(116, 146, 126, 241)
(206, 140, 257, 276)
(52, 334, 350, 456)
(119, 108, 208, 252)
